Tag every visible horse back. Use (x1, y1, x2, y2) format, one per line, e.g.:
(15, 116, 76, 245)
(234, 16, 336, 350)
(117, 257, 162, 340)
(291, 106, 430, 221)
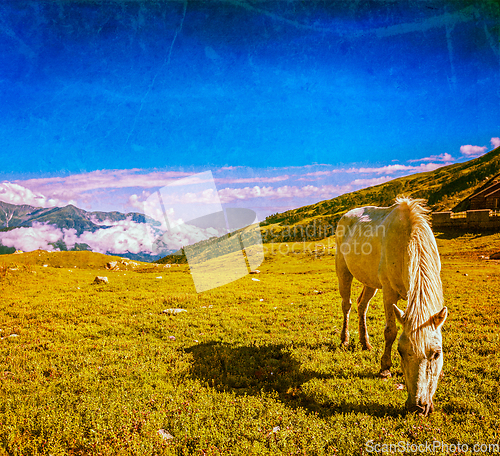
(336, 203, 412, 296)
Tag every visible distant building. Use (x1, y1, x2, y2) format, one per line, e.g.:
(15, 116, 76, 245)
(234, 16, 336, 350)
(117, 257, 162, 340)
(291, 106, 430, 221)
(470, 180, 500, 210)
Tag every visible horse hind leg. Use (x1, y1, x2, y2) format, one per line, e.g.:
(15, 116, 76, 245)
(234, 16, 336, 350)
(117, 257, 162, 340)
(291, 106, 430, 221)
(336, 253, 353, 347)
(380, 287, 399, 378)
(357, 286, 377, 350)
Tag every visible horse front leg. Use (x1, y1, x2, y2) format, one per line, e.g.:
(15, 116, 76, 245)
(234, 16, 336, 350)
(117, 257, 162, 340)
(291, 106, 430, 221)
(380, 288, 399, 378)
(357, 286, 377, 350)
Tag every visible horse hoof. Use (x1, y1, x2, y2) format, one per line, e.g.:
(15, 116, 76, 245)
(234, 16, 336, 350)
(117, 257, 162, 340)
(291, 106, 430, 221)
(361, 343, 373, 351)
(379, 369, 392, 378)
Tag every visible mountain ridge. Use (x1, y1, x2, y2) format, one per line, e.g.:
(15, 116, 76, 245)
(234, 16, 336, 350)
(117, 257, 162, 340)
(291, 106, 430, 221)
(0, 200, 148, 235)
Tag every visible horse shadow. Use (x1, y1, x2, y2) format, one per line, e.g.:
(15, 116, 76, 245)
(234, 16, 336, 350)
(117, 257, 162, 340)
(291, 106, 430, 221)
(184, 341, 405, 418)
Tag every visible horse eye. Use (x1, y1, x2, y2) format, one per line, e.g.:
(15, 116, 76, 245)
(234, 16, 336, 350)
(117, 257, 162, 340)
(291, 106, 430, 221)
(431, 351, 441, 360)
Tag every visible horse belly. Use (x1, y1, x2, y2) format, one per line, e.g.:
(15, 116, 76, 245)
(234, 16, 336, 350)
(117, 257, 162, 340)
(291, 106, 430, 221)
(342, 236, 383, 289)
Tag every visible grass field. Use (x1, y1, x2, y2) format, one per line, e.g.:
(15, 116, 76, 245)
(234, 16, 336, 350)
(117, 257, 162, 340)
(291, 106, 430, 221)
(0, 232, 499, 455)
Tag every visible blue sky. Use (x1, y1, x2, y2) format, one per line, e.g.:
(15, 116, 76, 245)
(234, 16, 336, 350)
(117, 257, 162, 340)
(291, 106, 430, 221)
(0, 0, 499, 222)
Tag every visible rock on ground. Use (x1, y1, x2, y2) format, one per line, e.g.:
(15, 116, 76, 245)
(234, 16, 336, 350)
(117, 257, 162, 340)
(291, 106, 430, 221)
(93, 276, 109, 284)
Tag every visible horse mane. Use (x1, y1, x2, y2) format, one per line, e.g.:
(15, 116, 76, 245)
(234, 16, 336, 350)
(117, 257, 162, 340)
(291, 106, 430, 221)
(396, 197, 444, 356)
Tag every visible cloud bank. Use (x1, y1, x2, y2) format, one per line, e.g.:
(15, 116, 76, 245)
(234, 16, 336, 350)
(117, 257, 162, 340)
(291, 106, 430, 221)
(0, 182, 67, 208)
(0, 219, 225, 256)
(0, 223, 65, 251)
(409, 153, 453, 163)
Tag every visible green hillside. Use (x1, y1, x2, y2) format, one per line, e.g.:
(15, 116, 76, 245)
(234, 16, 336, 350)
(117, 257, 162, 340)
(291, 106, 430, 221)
(261, 146, 500, 242)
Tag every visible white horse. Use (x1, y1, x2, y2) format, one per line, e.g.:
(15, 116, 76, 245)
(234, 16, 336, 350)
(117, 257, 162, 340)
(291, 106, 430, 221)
(335, 197, 447, 415)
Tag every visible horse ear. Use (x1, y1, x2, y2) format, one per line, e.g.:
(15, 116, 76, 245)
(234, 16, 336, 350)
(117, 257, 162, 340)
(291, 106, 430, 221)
(432, 307, 448, 329)
(393, 304, 405, 325)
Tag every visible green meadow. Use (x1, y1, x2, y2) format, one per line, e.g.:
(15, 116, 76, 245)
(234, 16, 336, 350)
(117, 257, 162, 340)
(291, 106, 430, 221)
(0, 233, 499, 455)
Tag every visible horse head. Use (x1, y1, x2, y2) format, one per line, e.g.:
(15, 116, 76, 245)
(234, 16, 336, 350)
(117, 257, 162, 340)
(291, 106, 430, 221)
(394, 305, 448, 416)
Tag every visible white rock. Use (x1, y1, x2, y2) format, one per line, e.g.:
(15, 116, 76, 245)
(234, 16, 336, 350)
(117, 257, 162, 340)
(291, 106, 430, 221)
(251, 278, 260, 282)
(93, 276, 108, 284)
(158, 429, 174, 440)
(161, 308, 187, 315)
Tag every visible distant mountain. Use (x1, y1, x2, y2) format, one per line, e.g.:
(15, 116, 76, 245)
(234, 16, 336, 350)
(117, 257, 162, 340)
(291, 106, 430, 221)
(0, 201, 163, 261)
(0, 201, 147, 235)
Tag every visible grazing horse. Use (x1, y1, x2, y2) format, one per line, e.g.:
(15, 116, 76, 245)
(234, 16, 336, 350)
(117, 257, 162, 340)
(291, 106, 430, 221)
(335, 197, 447, 415)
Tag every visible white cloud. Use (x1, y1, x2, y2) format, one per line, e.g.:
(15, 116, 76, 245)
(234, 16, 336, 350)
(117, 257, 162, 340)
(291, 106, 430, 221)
(152, 223, 226, 253)
(460, 144, 487, 157)
(410, 162, 449, 172)
(130, 188, 220, 215)
(350, 164, 413, 174)
(0, 182, 66, 208)
(0, 223, 63, 251)
(350, 176, 393, 187)
(491, 137, 500, 149)
(14, 169, 193, 207)
(350, 163, 447, 174)
(76, 221, 156, 254)
(128, 191, 150, 212)
(0, 220, 156, 255)
(302, 170, 333, 178)
(300, 162, 448, 181)
(409, 153, 453, 163)
(216, 175, 291, 185)
(217, 184, 350, 203)
(219, 166, 246, 171)
(0, 216, 227, 256)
